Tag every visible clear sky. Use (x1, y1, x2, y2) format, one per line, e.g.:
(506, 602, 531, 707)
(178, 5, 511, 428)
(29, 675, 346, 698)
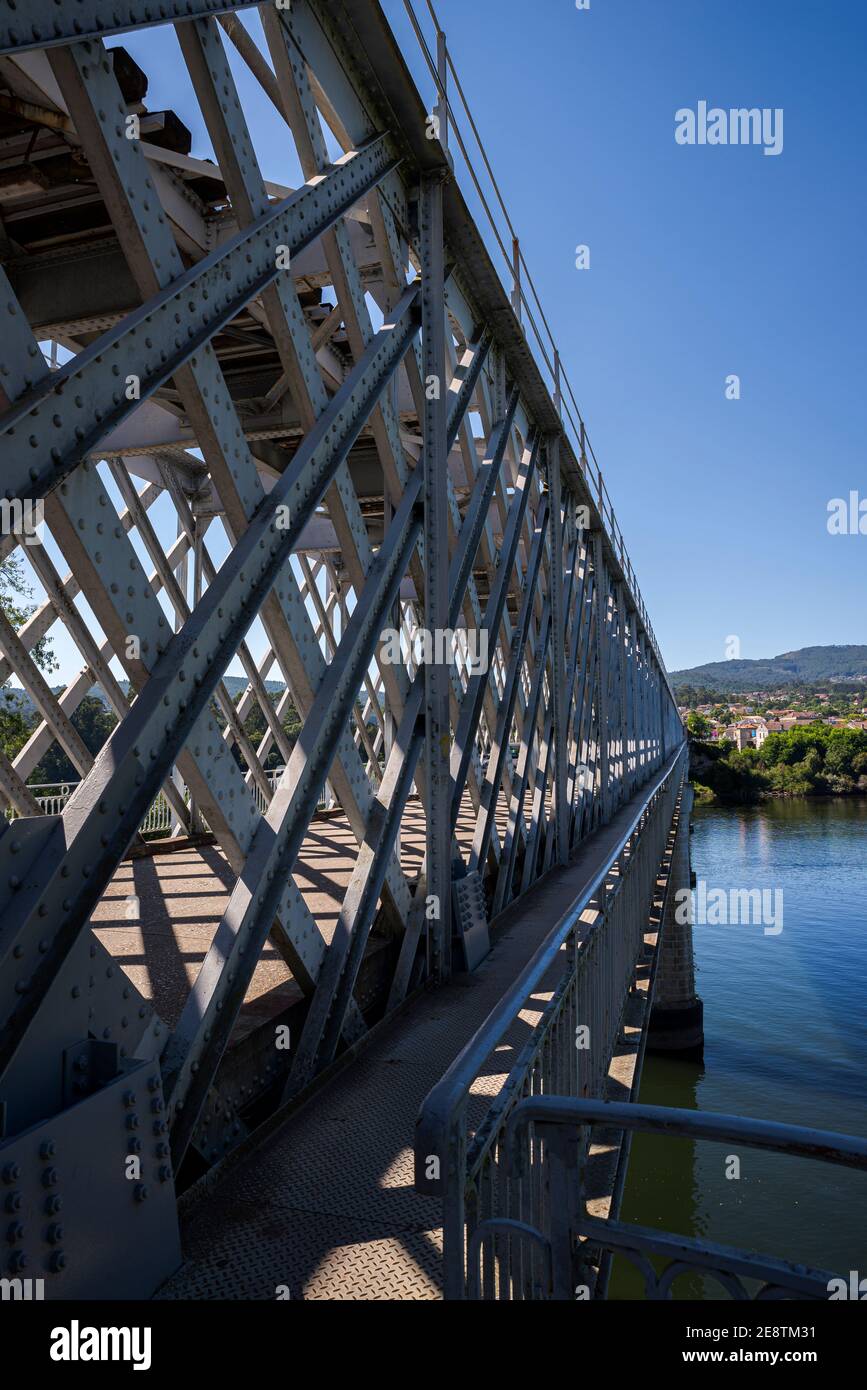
(381, 0, 867, 672)
(24, 0, 867, 684)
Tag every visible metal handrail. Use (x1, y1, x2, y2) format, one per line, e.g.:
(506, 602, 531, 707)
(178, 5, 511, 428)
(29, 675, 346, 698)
(504, 1096, 867, 1175)
(6, 767, 334, 830)
(492, 1096, 867, 1300)
(414, 742, 688, 1196)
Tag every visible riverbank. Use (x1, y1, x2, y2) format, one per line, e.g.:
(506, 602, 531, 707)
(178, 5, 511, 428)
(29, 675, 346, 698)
(688, 725, 867, 804)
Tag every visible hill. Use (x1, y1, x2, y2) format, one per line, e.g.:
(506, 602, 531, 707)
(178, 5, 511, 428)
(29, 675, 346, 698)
(670, 645, 867, 693)
(1, 675, 288, 720)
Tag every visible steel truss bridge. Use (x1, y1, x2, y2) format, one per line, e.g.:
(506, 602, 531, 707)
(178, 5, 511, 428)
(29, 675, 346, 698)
(0, 0, 862, 1303)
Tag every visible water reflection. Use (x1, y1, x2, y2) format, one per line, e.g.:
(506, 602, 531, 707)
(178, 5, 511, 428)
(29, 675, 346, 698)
(611, 798, 867, 1300)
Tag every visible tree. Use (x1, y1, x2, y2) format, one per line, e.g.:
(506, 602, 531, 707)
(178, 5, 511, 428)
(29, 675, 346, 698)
(0, 554, 54, 767)
(0, 690, 36, 763)
(0, 553, 57, 675)
(29, 696, 118, 785)
(221, 689, 303, 773)
(687, 711, 711, 739)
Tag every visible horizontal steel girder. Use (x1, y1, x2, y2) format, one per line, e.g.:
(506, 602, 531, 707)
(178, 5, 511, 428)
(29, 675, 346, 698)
(0, 134, 398, 503)
(0, 0, 262, 55)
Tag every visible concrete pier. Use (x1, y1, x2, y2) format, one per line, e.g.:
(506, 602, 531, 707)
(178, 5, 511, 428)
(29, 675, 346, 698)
(648, 785, 705, 1058)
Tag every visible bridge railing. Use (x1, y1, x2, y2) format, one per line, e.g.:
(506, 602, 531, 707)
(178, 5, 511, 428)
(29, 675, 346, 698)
(3, 780, 174, 835)
(5, 770, 336, 837)
(473, 1096, 867, 1301)
(414, 744, 688, 1298)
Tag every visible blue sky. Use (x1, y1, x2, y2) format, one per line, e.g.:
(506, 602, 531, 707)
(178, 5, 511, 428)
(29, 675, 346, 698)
(25, 0, 867, 683)
(381, 0, 867, 672)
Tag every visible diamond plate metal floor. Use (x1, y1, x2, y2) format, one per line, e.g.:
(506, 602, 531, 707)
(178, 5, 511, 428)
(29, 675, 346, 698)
(157, 802, 644, 1301)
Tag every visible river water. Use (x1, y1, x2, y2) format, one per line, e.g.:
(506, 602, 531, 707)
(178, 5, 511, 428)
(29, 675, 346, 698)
(613, 796, 867, 1299)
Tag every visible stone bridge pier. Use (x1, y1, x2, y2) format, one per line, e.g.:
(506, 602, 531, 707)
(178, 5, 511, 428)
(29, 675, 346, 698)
(648, 784, 704, 1058)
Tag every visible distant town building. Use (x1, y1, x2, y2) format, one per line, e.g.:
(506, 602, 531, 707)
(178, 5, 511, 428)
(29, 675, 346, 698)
(724, 718, 770, 751)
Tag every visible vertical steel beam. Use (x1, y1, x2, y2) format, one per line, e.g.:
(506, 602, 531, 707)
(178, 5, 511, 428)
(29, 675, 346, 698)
(591, 533, 610, 823)
(420, 172, 452, 980)
(546, 437, 569, 865)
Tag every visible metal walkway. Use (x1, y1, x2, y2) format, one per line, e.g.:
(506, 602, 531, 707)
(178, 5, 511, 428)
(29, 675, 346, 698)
(89, 792, 505, 1038)
(158, 784, 657, 1299)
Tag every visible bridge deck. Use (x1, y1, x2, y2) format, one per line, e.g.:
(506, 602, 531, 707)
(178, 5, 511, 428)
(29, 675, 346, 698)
(89, 792, 515, 1038)
(154, 794, 649, 1300)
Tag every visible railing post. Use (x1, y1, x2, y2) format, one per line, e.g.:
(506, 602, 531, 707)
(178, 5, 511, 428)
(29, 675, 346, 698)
(511, 235, 522, 322)
(434, 26, 449, 151)
(541, 1120, 584, 1300)
(442, 1106, 468, 1300)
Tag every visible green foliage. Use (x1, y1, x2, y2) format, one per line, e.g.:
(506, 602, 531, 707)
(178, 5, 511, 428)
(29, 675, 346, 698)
(0, 554, 60, 766)
(0, 689, 35, 763)
(671, 646, 867, 693)
(0, 554, 57, 674)
(692, 722, 867, 802)
(673, 683, 720, 707)
(691, 782, 716, 805)
(686, 711, 711, 738)
(211, 689, 304, 773)
(29, 696, 118, 785)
